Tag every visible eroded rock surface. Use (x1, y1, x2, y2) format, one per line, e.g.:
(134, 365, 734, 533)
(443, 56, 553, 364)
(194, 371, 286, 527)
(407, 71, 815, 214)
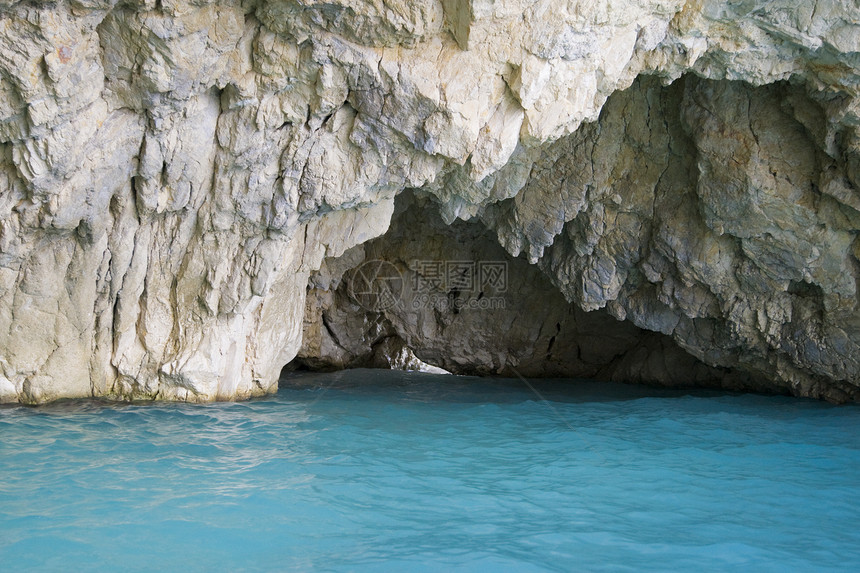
(0, 0, 858, 403)
(296, 191, 770, 394)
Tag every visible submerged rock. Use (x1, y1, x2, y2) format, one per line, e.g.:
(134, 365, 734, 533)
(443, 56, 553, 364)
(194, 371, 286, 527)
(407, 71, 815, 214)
(0, 0, 859, 403)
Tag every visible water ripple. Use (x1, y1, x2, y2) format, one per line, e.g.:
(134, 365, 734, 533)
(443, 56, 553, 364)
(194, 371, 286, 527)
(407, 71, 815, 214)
(1, 369, 859, 571)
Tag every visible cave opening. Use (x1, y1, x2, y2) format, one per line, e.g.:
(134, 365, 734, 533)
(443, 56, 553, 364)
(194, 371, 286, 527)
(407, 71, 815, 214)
(281, 190, 759, 393)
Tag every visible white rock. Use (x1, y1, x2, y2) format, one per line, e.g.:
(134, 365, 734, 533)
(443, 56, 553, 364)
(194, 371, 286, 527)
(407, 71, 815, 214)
(0, 0, 858, 403)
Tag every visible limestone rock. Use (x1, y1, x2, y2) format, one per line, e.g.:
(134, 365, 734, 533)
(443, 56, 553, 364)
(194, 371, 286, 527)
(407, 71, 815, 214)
(296, 192, 766, 394)
(0, 0, 859, 403)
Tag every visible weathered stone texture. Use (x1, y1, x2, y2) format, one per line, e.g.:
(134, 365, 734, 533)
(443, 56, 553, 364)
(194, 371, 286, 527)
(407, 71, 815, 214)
(296, 191, 770, 394)
(0, 0, 858, 403)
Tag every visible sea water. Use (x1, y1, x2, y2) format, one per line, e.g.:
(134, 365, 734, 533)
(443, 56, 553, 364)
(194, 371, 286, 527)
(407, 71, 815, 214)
(1, 369, 859, 572)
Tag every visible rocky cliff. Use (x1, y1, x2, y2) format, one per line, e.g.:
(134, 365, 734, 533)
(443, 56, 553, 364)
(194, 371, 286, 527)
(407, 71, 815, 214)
(1, 0, 859, 404)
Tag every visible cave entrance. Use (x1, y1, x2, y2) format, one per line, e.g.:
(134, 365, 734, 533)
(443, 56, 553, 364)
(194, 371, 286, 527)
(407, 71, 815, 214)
(282, 191, 748, 391)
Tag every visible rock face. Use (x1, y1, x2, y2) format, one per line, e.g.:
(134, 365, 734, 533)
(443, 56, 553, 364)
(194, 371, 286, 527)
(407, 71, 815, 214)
(296, 191, 771, 394)
(0, 0, 859, 403)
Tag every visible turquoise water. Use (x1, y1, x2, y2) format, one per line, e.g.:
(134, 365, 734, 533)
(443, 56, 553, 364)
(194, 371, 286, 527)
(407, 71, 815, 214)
(1, 370, 859, 572)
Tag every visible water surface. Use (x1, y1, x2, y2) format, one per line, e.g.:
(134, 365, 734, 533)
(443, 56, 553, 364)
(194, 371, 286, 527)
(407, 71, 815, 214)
(1, 369, 859, 571)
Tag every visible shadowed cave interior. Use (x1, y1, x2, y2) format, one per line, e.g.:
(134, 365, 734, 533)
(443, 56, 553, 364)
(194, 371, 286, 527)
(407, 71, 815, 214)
(284, 190, 772, 394)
